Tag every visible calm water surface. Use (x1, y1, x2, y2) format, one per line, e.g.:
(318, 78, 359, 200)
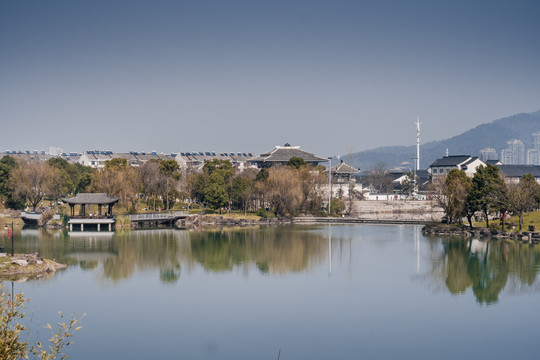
(3, 224, 540, 359)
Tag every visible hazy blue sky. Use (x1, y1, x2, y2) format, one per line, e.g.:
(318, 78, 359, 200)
(1, 0, 539, 157)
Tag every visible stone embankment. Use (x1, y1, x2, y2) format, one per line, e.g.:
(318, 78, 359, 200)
(176, 215, 292, 229)
(0, 253, 67, 280)
(351, 200, 443, 222)
(422, 224, 540, 243)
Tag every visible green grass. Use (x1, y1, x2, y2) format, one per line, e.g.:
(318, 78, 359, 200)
(473, 211, 540, 232)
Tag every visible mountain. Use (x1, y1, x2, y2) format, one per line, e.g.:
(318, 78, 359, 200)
(344, 110, 540, 171)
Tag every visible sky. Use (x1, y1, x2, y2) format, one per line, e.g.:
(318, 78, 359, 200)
(1, 0, 539, 157)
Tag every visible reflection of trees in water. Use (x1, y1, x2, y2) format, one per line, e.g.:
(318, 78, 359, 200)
(19, 227, 328, 283)
(189, 227, 327, 274)
(103, 230, 191, 283)
(427, 236, 540, 305)
(18, 229, 75, 266)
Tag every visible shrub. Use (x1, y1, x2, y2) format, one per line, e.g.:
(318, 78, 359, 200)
(330, 198, 346, 216)
(257, 208, 276, 218)
(0, 283, 83, 359)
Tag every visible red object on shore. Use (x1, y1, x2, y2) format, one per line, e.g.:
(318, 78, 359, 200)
(7, 228, 11, 239)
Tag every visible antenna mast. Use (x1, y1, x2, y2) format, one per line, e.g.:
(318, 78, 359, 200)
(415, 117, 421, 172)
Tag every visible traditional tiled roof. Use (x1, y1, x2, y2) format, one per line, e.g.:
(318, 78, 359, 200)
(250, 144, 327, 165)
(430, 155, 472, 167)
(497, 165, 540, 178)
(62, 193, 120, 205)
(329, 161, 360, 174)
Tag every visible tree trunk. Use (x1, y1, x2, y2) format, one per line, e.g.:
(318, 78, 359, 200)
(467, 215, 473, 229)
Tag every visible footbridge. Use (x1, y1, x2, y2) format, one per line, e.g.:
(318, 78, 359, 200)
(127, 211, 191, 227)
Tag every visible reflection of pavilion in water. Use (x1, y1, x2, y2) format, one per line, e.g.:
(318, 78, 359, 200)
(64, 233, 118, 269)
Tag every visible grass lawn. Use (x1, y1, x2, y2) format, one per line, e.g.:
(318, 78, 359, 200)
(473, 211, 540, 232)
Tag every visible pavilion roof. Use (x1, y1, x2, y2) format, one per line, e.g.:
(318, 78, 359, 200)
(329, 161, 360, 174)
(62, 193, 120, 205)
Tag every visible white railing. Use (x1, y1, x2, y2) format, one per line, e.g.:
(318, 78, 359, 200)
(127, 211, 188, 221)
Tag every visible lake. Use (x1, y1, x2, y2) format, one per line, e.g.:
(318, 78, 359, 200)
(3, 224, 540, 359)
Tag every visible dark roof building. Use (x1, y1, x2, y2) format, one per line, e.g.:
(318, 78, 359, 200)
(496, 165, 540, 183)
(249, 144, 327, 168)
(429, 155, 485, 180)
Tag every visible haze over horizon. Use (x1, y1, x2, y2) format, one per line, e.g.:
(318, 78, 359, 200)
(2, 0, 539, 157)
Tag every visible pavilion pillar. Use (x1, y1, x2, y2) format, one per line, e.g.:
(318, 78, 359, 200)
(109, 223, 111, 231)
(81, 223, 84, 232)
(70, 223, 72, 231)
(98, 204, 102, 216)
(97, 223, 101, 232)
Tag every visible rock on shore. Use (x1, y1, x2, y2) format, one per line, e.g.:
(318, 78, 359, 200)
(422, 223, 540, 243)
(0, 252, 67, 280)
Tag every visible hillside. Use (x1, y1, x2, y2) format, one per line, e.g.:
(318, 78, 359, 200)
(345, 110, 540, 171)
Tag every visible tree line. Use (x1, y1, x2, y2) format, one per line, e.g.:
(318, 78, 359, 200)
(433, 164, 540, 230)
(0, 155, 342, 217)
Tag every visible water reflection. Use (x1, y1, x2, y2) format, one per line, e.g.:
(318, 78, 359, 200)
(13, 227, 540, 304)
(189, 227, 326, 273)
(14, 226, 328, 283)
(426, 236, 540, 305)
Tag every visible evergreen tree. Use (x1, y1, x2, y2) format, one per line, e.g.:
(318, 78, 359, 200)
(467, 164, 507, 228)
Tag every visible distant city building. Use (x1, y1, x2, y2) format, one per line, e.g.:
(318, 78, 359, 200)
(428, 155, 485, 180)
(527, 149, 539, 165)
(480, 148, 497, 162)
(526, 132, 540, 165)
(249, 144, 327, 168)
(500, 139, 525, 165)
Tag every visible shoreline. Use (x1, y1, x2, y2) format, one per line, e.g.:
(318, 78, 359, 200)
(422, 223, 540, 243)
(293, 217, 429, 225)
(0, 253, 67, 281)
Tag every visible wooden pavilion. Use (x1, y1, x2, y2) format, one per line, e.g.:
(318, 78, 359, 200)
(328, 160, 360, 183)
(62, 193, 120, 232)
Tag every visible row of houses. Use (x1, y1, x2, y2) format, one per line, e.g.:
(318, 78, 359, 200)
(2, 144, 362, 180)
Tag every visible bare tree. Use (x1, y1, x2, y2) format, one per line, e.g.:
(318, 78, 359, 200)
(366, 162, 392, 193)
(432, 169, 471, 224)
(10, 160, 60, 210)
(507, 174, 540, 230)
(90, 158, 141, 212)
(266, 166, 303, 217)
